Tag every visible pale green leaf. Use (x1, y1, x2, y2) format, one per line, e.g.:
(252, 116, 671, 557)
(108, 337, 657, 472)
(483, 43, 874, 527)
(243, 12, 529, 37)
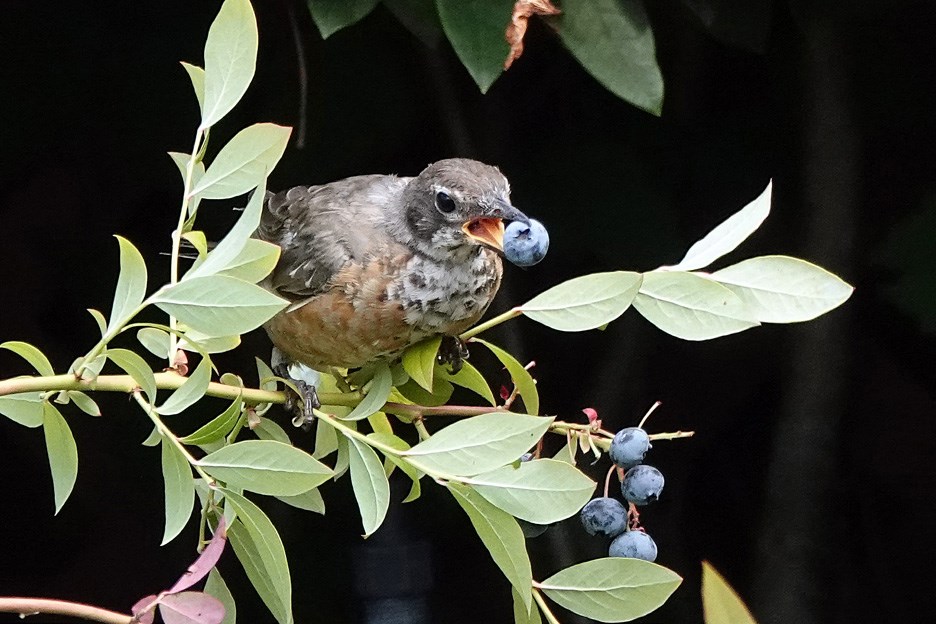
(313, 417, 339, 459)
(466, 458, 595, 524)
(347, 436, 390, 536)
(633, 271, 760, 340)
(553, 441, 576, 465)
(190, 124, 291, 199)
(539, 558, 682, 623)
(182, 230, 210, 259)
(179, 395, 243, 445)
(276, 488, 325, 514)
(333, 433, 351, 479)
(436, 0, 513, 93)
(253, 417, 292, 445)
(179, 330, 242, 355)
(76, 353, 107, 382)
(217, 239, 281, 283)
(343, 361, 392, 421)
(180, 62, 206, 114)
(0, 392, 44, 428)
(107, 348, 157, 403)
(87, 308, 108, 336)
(137, 327, 171, 358)
(108, 236, 148, 334)
(668, 180, 772, 272)
(519, 271, 642, 332)
(448, 482, 532, 610)
(160, 436, 195, 545)
(142, 426, 162, 447)
(187, 182, 267, 280)
(368, 432, 421, 502)
(168, 151, 206, 186)
(394, 376, 453, 407)
(0, 341, 54, 376)
(471, 339, 539, 414)
(199, 440, 332, 496)
(402, 412, 552, 477)
(157, 356, 212, 416)
(201, 0, 258, 128)
(66, 391, 101, 417)
(558, 0, 663, 115)
(307, 0, 380, 38)
(436, 360, 495, 405)
(42, 402, 78, 514)
(702, 561, 758, 624)
(708, 255, 853, 323)
(223, 489, 293, 624)
(513, 587, 542, 624)
(401, 336, 441, 392)
(152, 275, 288, 337)
(205, 568, 237, 624)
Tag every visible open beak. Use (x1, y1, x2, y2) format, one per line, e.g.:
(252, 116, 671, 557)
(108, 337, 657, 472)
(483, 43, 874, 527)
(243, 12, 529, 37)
(462, 201, 529, 252)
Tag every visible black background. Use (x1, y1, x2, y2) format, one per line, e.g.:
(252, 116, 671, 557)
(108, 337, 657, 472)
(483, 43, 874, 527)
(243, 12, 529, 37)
(2, 1, 935, 623)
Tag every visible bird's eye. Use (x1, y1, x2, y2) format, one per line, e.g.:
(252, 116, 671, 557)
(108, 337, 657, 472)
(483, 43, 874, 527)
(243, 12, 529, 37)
(435, 191, 457, 214)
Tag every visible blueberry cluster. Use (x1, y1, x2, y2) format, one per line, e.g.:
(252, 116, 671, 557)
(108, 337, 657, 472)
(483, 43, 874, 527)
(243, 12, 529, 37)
(580, 427, 664, 562)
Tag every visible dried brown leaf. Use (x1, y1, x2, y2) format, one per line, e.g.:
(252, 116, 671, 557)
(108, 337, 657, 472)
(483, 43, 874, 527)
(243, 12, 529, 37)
(504, 0, 561, 70)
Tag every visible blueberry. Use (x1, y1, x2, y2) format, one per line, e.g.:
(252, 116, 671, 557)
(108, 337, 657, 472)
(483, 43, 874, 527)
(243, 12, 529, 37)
(609, 427, 651, 469)
(609, 530, 657, 562)
(621, 465, 664, 506)
(579, 497, 628, 538)
(503, 219, 549, 267)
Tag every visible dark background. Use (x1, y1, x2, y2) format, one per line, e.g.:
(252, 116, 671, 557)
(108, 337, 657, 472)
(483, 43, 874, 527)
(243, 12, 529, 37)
(2, 1, 935, 623)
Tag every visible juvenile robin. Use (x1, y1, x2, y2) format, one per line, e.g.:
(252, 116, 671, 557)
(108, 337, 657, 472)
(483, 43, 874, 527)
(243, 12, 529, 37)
(255, 158, 531, 413)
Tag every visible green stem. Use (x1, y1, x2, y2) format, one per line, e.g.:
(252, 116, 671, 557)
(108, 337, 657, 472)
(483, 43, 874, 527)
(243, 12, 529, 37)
(413, 418, 431, 441)
(531, 587, 561, 624)
(648, 430, 695, 441)
(0, 597, 131, 624)
(459, 307, 523, 340)
(132, 391, 215, 485)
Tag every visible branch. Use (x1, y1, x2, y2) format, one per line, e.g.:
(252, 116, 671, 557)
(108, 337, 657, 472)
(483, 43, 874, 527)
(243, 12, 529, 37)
(0, 597, 131, 624)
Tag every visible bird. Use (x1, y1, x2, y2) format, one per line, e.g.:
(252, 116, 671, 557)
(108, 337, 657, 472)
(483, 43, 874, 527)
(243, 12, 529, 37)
(255, 158, 530, 414)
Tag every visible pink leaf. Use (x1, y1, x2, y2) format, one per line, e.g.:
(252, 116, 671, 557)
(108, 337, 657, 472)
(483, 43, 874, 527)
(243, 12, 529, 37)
(131, 594, 158, 624)
(582, 408, 598, 423)
(168, 517, 228, 594)
(159, 591, 226, 624)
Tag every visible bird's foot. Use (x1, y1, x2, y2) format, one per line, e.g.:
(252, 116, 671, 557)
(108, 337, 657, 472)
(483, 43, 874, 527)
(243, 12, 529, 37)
(271, 348, 321, 431)
(437, 335, 469, 374)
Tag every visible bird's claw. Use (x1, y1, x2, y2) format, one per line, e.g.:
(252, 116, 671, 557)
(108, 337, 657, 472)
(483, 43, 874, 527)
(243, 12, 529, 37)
(288, 380, 320, 431)
(438, 335, 469, 374)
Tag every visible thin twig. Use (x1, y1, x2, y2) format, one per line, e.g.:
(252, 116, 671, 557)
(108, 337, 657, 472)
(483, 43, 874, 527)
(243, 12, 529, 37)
(0, 597, 131, 624)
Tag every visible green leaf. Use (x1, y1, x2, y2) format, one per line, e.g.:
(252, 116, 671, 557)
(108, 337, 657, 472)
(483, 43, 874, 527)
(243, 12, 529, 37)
(558, 0, 664, 115)
(182, 231, 210, 258)
(708, 255, 854, 323)
(42, 402, 78, 515)
(187, 182, 267, 280)
(401, 336, 442, 392)
(333, 433, 351, 479)
(466, 458, 595, 524)
(253, 417, 292, 444)
(107, 348, 157, 404)
(224, 489, 293, 624)
(519, 271, 642, 332)
(152, 275, 288, 337)
(513, 587, 542, 624)
(205, 568, 237, 624)
(384, 0, 444, 47)
(0, 341, 54, 376)
(217, 239, 281, 283)
(471, 339, 539, 414)
(307, 0, 381, 38)
(343, 361, 393, 421)
(180, 62, 206, 114)
(137, 327, 171, 358)
(368, 432, 422, 502)
(668, 180, 772, 272)
(402, 412, 552, 477)
(702, 561, 758, 624)
(448, 482, 532, 611)
(436, 360, 495, 405)
(201, 0, 258, 128)
(199, 440, 332, 496)
(179, 330, 242, 355)
(393, 376, 453, 407)
(87, 308, 108, 336)
(552, 440, 576, 465)
(347, 436, 391, 536)
(108, 236, 148, 334)
(66, 391, 101, 417)
(538, 558, 682, 623)
(142, 426, 162, 447)
(0, 392, 44, 428)
(160, 436, 196, 545)
(190, 124, 291, 199)
(633, 271, 760, 340)
(157, 356, 212, 415)
(276, 488, 325, 514)
(180, 396, 243, 445)
(313, 417, 339, 459)
(436, 0, 513, 93)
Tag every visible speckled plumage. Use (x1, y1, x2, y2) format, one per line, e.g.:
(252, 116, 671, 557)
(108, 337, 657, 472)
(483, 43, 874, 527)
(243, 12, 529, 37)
(256, 159, 525, 370)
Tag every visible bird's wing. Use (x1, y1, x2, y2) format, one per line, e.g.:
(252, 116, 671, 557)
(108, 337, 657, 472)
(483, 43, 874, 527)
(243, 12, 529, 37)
(256, 174, 409, 300)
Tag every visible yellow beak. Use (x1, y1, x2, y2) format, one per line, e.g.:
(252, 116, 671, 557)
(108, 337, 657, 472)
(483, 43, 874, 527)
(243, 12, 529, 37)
(462, 218, 506, 252)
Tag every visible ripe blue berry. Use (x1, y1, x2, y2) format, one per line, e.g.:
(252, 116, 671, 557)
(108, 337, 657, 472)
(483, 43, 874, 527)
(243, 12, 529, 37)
(579, 497, 628, 538)
(609, 530, 657, 561)
(503, 219, 549, 267)
(621, 465, 664, 506)
(609, 427, 651, 469)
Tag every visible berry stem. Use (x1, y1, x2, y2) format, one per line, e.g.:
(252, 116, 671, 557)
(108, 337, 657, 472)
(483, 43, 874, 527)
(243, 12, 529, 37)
(531, 588, 562, 624)
(603, 464, 616, 498)
(637, 400, 662, 429)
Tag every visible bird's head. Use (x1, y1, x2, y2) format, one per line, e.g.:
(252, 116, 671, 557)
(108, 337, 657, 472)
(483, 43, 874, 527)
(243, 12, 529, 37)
(400, 158, 530, 261)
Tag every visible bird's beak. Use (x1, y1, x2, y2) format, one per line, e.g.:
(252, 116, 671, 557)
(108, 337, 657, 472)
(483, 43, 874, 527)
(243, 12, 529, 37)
(462, 201, 529, 252)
